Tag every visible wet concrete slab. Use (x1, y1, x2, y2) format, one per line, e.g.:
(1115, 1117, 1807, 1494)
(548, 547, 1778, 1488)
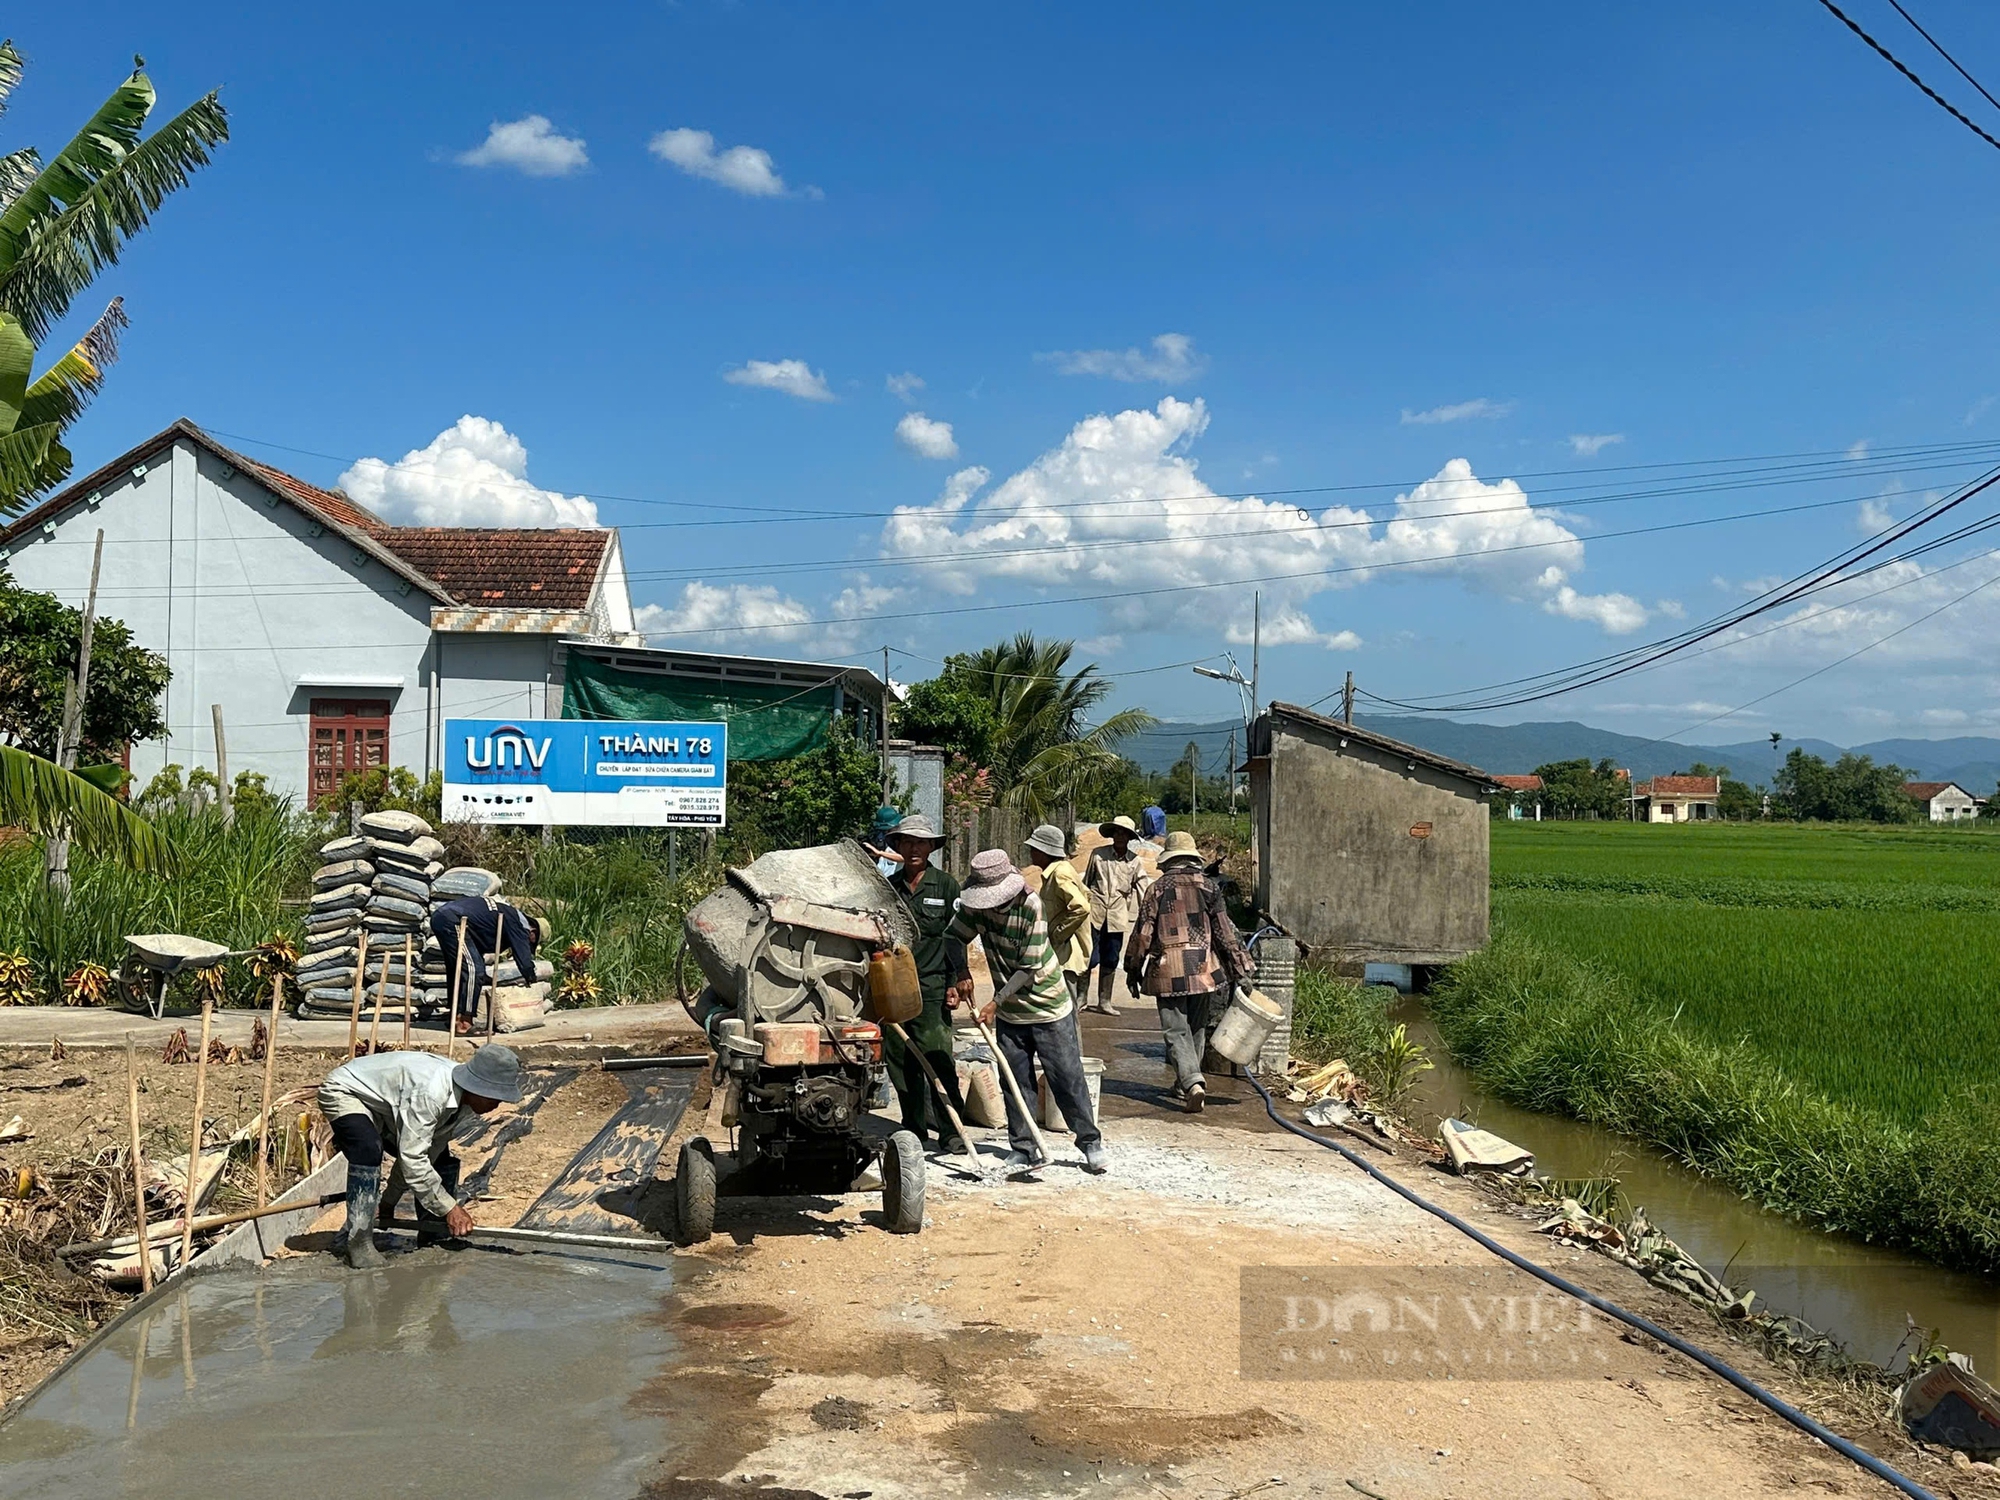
(0, 1250, 676, 1500)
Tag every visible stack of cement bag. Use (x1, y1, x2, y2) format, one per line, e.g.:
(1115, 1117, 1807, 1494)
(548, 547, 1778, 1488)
(294, 811, 448, 1017)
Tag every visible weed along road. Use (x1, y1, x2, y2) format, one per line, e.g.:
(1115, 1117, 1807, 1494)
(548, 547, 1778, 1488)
(0, 991, 1949, 1500)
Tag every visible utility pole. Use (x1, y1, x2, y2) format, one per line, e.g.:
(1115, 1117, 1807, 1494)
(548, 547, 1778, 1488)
(1341, 670, 1355, 725)
(212, 704, 232, 827)
(1227, 727, 1237, 816)
(880, 645, 893, 805)
(1250, 591, 1261, 721)
(1190, 744, 1198, 824)
(46, 530, 105, 893)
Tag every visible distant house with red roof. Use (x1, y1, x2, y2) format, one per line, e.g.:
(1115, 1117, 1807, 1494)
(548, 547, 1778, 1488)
(0, 420, 891, 806)
(1904, 781, 1979, 822)
(1632, 773, 1721, 823)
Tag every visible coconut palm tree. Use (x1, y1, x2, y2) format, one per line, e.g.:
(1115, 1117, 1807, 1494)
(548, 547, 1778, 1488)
(0, 42, 227, 509)
(0, 742, 174, 872)
(954, 633, 1156, 819)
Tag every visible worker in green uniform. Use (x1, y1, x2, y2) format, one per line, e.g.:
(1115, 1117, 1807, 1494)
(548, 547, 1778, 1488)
(883, 813, 975, 1155)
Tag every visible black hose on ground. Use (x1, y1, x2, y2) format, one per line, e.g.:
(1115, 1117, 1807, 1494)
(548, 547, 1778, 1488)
(1244, 1071, 1935, 1500)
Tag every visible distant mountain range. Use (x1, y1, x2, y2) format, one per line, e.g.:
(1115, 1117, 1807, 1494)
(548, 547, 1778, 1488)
(1122, 716, 2000, 792)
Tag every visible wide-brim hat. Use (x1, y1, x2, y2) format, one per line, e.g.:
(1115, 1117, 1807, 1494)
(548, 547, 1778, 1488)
(1024, 823, 1068, 859)
(1099, 815, 1139, 839)
(453, 1043, 524, 1104)
(1157, 830, 1204, 868)
(869, 806, 903, 838)
(889, 813, 944, 845)
(959, 848, 1026, 910)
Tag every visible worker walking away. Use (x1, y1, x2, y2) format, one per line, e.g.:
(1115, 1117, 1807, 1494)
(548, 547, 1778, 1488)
(1023, 824, 1092, 1014)
(431, 894, 546, 1036)
(316, 1044, 524, 1267)
(948, 849, 1107, 1176)
(1125, 831, 1252, 1115)
(1083, 815, 1147, 1016)
(884, 814, 975, 1154)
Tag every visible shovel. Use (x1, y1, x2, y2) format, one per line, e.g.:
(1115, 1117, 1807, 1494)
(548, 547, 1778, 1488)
(882, 1020, 989, 1179)
(968, 969, 1052, 1167)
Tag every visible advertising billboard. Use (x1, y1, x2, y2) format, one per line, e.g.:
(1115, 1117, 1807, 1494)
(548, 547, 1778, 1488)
(442, 719, 727, 827)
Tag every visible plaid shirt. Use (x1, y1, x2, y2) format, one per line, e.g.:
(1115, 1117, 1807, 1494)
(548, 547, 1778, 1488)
(947, 890, 1073, 1025)
(1126, 868, 1252, 999)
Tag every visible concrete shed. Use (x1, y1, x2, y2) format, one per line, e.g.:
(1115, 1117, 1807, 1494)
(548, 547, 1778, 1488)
(1249, 702, 1496, 964)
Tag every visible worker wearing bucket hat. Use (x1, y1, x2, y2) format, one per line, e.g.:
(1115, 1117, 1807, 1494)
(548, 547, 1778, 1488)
(1125, 832, 1252, 1114)
(316, 1044, 524, 1267)
(861, 805, 905, 879)
(1083, 816, 1148, 1015)
(947, 850, 1107, 1174)
(883, 814, 975, 1152)
(1023, 824, 1092, 1012)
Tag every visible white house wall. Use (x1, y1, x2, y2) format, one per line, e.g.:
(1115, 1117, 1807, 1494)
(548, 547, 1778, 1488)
(5, 437, 433, 800)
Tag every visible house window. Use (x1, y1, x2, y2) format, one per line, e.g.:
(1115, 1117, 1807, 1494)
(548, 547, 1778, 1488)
(309, 698, 390, 805)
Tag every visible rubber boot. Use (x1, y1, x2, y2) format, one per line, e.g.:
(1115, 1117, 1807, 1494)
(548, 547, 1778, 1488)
(339, 1163, 386, 1269)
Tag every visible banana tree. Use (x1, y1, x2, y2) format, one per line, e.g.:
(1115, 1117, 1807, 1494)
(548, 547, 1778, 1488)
(0, 42, 227, 511)
(0, 742, 175, 873)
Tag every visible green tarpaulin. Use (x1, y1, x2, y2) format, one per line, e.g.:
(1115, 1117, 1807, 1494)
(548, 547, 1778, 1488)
(561, 653, 837, 761)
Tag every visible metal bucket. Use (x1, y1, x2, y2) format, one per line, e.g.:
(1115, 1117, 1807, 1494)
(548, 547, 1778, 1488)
(1209, 987, 1283, 1066)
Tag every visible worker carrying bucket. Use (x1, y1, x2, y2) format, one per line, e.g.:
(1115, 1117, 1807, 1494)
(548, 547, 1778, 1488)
(316, 1044, 524, 1268)
(1125, 831, 1254, 1114)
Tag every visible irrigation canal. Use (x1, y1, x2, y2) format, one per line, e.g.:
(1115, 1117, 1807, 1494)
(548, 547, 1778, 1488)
(0, 1250, 677, 1499)
(1390, 992, 2000, 1375)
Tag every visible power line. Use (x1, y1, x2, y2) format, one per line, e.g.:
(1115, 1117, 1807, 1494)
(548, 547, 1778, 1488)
(1813, 0, 2000, 153)
(1884, 0, 2000, 117)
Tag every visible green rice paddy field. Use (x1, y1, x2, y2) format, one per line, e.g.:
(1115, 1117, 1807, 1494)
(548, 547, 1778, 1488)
(1489, 821, 2000, 1127)
(1427, 820, 2000, 1271)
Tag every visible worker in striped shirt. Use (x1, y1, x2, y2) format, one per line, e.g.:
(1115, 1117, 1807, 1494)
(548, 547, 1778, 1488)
(947, 848, 1108, 1177)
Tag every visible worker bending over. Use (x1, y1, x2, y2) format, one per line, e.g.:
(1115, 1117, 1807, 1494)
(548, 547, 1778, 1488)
(316, 1044, 524, 1267)
(948, 849, 1107, 1176)
(1126, 831, 1252, 1114)
(432, 894, 546, 1037)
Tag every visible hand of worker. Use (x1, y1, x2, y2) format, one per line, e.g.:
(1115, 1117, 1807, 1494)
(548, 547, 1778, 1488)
(445, 1204, 475, 1239)
(976, 999, 996, 1025)
(949, 978, 974, 1009)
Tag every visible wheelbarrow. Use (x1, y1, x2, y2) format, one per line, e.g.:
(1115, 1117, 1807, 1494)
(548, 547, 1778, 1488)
(117, 934, 255, 1019)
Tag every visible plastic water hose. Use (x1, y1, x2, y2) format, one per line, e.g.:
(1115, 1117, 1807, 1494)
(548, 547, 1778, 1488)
(1244, 1071, 1936, 1500)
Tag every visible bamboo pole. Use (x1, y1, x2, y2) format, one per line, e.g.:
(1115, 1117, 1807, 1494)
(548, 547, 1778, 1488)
(346, 951, 366, 1057)
(124, 1035, 154, 1293)
(485, 911, 505, 1042)
(60, 1194, 348, 1261)
(367, 942, 388, 1054)
(179, 999, 213, 1270)
(401, 934, 414, 1048)
(255, 974, 283, 1209)
(448, 918, 468, 1056)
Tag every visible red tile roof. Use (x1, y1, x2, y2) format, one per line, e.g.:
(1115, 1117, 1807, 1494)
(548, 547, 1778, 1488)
(1638, 775, 1720, 797)
(237, 456, 391, 538)
(377, 528, 609, 610)
(1491, 774, 1543, 792)
(1904, 781, 1965, 801)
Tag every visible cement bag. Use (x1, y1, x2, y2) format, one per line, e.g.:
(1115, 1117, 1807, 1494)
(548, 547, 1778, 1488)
(359, 809, 433, 844)
(492, 983, 548, 1034)
(957, 1062, 1007, 1128)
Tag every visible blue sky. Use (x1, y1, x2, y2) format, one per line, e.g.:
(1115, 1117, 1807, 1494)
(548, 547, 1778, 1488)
(21, 1, 2000, 746)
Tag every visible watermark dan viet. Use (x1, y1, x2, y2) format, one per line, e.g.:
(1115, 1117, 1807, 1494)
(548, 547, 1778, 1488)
(1240, 1266, 1618, 1380)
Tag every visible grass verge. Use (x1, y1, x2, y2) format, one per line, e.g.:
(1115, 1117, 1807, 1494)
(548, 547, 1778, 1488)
(1428, 934, 2000, 1276)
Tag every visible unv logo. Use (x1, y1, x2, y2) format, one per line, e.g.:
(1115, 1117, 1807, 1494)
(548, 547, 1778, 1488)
(464, 724, 552, 775)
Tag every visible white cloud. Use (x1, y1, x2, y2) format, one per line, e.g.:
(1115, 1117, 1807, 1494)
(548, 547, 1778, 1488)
(876, 397, 1639, 640)
(1401, 398, 1514, 426)
(648, 128, 803, 197)
(1858, 496, 1894, 535)
(1968, 396, 1996, 427)
(886, 372, 925, 403)
(1568, 433, 1624, 457)
(895, 411, 959, 460)
(1041, 333, 1205, 384)
(1543, 584, 1648, 634)
(637, 583, 813, 644)
(1656, 598, 1687, 620)
(456, 115, 588, 177)
(337, 417, 598, 527)
(1921, 707, 1970, 726)
(1846, 439, 1870, 461)
(724, 358, 834, 402)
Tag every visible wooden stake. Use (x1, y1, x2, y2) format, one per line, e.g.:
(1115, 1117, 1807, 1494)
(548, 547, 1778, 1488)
(401, 934, 414, 1048)
(255, 974, 283, 1209)
(367, 943, 388, 1054)
(212, 703, 232, 828)
(124, 1035, 154, 1293)
(447, 918, 468, 1058)
(486, 911, 505, 1042)
(346, 949, 366, 1056)
(179, 998, 213, 1271)
(60, 1193, 348, 1261)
